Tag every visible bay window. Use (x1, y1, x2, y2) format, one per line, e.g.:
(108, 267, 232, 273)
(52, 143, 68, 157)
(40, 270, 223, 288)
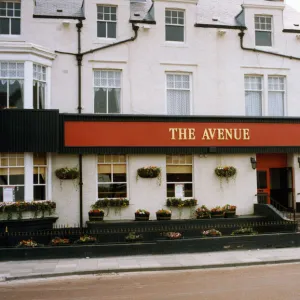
(33, 64, 46, 110)
(33, 153, 47, 200)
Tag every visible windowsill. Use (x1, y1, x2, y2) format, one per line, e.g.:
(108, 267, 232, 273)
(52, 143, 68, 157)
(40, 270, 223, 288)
(0, 35, 24, 41)
(93, 38, 117, 44)
(163, 41, 189, 48)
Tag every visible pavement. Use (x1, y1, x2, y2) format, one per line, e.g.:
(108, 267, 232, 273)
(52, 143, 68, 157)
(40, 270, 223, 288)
(1, 247, 300, 282)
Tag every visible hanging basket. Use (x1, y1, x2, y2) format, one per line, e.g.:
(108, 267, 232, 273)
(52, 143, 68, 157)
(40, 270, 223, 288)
(137, 167, 161, 179)
(214, 166, 236, 179)
(55, 167, 79, 180)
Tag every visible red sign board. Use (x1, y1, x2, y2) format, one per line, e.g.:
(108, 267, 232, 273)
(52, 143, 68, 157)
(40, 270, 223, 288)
(64, 121, 300, 147)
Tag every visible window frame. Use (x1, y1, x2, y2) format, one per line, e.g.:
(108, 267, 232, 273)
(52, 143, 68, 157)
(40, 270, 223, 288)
(93, 69, 122, 114)
(268, 75, 286, 117)
(33, 153, 47, 201)
(33, 63, 47, 110)
(166, 72, 192, 115)
(96, 5, 117, 39)
(0, 152, 25, 202)
(165, 9, 185, 42)
(96, 154, 128, 200)
(244, 75, 263, 116)
(0, 1, 21, 35)
(166, 154, 194, 198)
(0, 61, 24, 109)
(254, 15, 273, 47)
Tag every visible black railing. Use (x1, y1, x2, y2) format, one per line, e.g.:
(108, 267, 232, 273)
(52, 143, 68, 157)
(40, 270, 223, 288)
(256, 193, 296, 221)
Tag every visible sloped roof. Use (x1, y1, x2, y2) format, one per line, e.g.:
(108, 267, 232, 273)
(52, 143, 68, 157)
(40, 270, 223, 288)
(33, 0, 85, 19)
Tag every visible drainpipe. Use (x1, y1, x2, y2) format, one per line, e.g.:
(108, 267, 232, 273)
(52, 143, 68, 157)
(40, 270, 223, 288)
(55, 23, 139, 229)
(238, 30, 300, 61)
(75, 20, 84, 229)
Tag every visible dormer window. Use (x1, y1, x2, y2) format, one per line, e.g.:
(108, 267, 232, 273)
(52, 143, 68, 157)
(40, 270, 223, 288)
(0, 1, 21, 35)
(255, 15, 272, 47)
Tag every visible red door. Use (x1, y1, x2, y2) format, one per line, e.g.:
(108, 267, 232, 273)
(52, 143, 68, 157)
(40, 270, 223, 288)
(256, 168, 270, 204)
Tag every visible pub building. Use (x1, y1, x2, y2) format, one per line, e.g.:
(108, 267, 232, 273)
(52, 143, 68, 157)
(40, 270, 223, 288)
(1, 0, 300, 227)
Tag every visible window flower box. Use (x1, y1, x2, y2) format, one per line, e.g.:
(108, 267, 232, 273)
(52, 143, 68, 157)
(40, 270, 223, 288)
(88, 209, 104, 221)
(195, 205, 211, 219)
(210, 206, 225, 218)
(156, 209, 172, 221)
(135, 209, 150, 221)
(223, 204, 237, 218)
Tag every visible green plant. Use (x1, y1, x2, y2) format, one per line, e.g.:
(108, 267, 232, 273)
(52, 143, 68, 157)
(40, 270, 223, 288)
(92, 198, 129, 216)
(135, 209, 150, 216)
(74, 235, 97, 244)
(0, 201, 56, 220)
(223, 204, 236, 211)
(136, 166, 162, 185)
(166, 198, 197, 207)
(88, 209, 104, 216)
(215, 166, 237, 182)
(125, 232, 143, 242)
(50, 237, 70, 246)
(231, 228, 258, 236)
(156, 209, 172, 216)
(162, 232, 182, 240)
(55, 167, 79, 180)
(16, 239, 42, 248)
(195, 205, 211, 218)
(202, 229, 222, 237)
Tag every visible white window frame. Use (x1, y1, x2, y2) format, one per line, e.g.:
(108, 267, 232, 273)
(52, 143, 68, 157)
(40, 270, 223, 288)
(0, 61, 24, 109)
(165, 9, 185, 42)
(97, 5, 117, 39)
(268, 76, 286, 117)
(166, 72, 192, 115)
(33, 153, 48, 201)
(255, 15, 273, 47)
(166, 154, 193, 198)
(97, 155, 128, 200)
(244, 75, 263, 116)
(0, 152, 24, 202)
(33, 63, 47, 110)
(94, 69, 121, 114)
(0, 1, 21, 35)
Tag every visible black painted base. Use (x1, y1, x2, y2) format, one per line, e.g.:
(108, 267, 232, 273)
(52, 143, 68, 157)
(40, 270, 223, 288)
(1, 233, 300, 261)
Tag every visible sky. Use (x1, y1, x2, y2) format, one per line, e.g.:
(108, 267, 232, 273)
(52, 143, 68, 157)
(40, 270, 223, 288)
(286, 0, 300, 11)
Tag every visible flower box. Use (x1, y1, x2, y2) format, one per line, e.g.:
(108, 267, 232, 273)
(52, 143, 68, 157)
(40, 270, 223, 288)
(223, 204, 236, 218)
(88, 209, 104, 221)
(156, 209, 171, 221)
(135, 214, 150, 221)
(224, 211, 236, 218)
(210, 206, 224, 218)
(156, 215, 172, 221)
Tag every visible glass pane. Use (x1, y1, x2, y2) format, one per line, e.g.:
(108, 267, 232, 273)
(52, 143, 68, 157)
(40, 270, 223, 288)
(15, 3, 21, 10)
(7, 9, 13, 16)
(184, 183, 193, 197)
(0, 18, 9, 34)
(34, 153, 46, 165)
(33, 83, 38, 109)
(0, 80, 7, 109)
(167, 184, 175, 197)
(7, 3, 13, 9)
(257, 171, 267, 189)
(113, 173, 126, 182)
(94, 88, 107, 113)
(98, 155, 105, 163)
(0, 158, 8, 166)
(15, 186, 24, 201)
(11, 18, 20, 35)
(34, 185, 46, 200)
(9, 80, 23, 108)
(97, 21, 106, 38)
(10, 174, 24, 185)
(255, 31, 272, 47)
(166, 25, 184, 42)
(98, 164, 111, 174)
(166, 173, 192, 182)
(107, 22, 116, 38)
(98, 183, 127, 198)
(14, 9, 20, 17)
(0, 174, 8, 185)
(113, 164, 126, 173)
(33, 172, 39, 184)
(38, 84, 45, 109)
(108, 88, 120, 113)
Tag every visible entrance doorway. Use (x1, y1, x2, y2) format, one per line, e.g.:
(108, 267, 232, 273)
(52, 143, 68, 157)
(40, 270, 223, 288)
(256, 154, 294, 209)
